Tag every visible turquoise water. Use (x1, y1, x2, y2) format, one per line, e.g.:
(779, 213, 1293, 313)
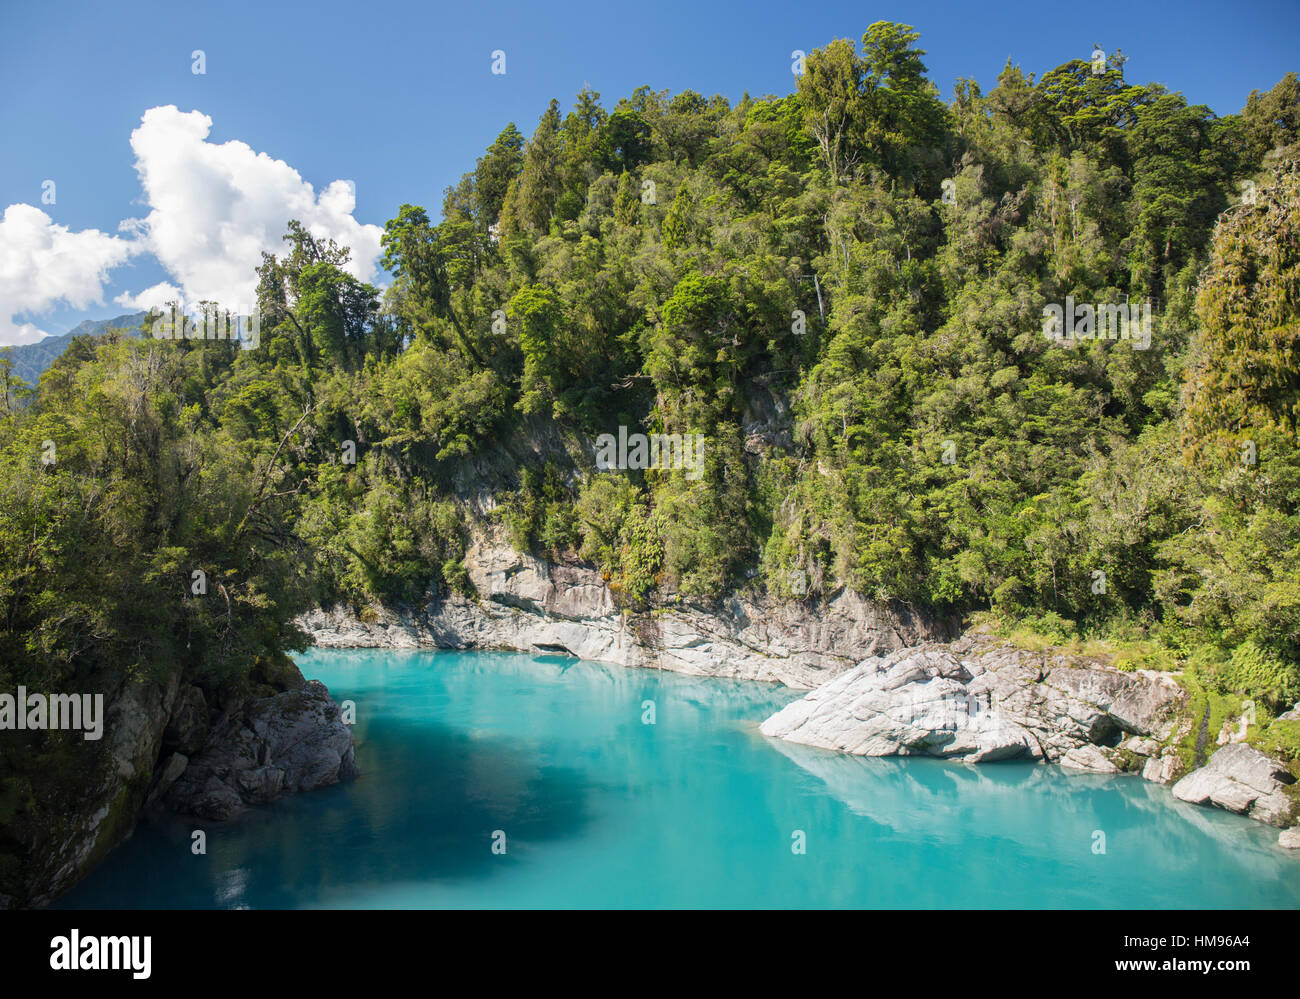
(59, 649, 1299, 909)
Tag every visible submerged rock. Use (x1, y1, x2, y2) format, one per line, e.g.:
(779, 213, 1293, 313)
(164, 679, 358, 821)
(758, 635, 1187, 764)
(1171, 744, 1296, 827)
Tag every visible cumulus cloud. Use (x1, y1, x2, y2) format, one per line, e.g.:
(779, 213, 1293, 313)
(0, 204, 138, 344)
(0, 105, 383, 346)
(113, 282, 183, 311)
(118, 106, 384, 311)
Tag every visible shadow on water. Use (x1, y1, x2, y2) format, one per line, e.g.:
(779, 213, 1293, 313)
(56, 716, 598, 909)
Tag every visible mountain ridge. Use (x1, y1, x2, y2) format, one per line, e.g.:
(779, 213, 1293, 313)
(1, 312, 148, 386)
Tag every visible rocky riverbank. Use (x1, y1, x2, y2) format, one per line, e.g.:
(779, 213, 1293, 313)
(8, 663, 357, 909)
(758, 632, 1300, 848)
(295, 539, 1299, 851)
(297, 539, 953, 688)
(757, 633, 1188, 763)
(153, 678, 358, 822)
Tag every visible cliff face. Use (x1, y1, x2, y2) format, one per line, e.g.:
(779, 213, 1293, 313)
(298, 539, 956, 689)
(3, 671, 186, 909)
(5, 664, 356, 909)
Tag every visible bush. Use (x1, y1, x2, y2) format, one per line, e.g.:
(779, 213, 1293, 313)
(441, 558, 473, 597)
(1210, 640, 1300, 712)
(1257, 719, 1300, 764)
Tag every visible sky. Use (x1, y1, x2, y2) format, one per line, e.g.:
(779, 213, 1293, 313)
(1, 0, 1297, 345)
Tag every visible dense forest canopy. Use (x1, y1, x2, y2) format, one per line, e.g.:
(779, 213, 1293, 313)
(4, 24, 1300, 878)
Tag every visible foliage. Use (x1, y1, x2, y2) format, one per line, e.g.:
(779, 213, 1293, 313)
(6, 29, 1300, 897)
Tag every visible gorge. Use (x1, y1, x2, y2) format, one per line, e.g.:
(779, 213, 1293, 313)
(4, 20, 1300, 911)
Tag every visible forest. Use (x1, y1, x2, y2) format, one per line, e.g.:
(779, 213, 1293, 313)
(3, 23, 1300, 880)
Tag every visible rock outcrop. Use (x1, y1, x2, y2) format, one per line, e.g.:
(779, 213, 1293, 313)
(1141, 749, 1183, 785)
(1171, 744, 1296, 827)
(162, 679, 359, 821)
(758, 633, 1187, 763)
(8, 664, 356, 908)
(758, 635, 1300, 844)
(1060, 744, 1122, 773)
(298, 540, 952, 688)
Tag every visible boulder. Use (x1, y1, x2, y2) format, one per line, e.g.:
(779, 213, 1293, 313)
(1106, 672, 1187, 740)
(1280, 828, 1300, 849)
(1216, 715, 1250, 746)
(1172, 744, 1296, 827)
(1142, 751, 1183, 785)
(165, 679, 358, 821)
(1060, 745, 1121, 774)
(760, 635, 1188, 764)
(1120, 736, 1159, 757)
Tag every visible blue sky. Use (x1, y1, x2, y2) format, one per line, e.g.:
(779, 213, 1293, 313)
(1, 0, 1297, 345)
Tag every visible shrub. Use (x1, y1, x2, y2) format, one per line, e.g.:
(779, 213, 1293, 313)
(1210, 640, 1300, 712)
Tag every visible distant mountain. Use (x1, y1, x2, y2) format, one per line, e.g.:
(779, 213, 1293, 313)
(1, 312, 148, 386)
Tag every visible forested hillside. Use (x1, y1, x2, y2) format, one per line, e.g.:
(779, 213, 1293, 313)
(4, 24, 1300, 888)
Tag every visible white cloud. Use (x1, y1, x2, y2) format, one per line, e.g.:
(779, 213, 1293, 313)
(0, 105, 383, 346)
(0, 204, 138, 344)
(113, 282, 183, 311)
(118, 105, 383, 311)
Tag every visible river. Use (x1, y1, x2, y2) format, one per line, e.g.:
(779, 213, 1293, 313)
(57, 648, 1300, 908)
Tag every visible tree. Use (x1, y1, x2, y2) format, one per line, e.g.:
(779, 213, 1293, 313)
(509, 284, 564, 416)
(1184, 158, 1300, 444)
(504, 99, 565, 237)
(475, 123, 525, 227)
(797, 37, 865, 181)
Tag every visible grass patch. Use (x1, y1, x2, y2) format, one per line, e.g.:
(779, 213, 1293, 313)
(1256, 718, 1300, 767)
(971, 610, 1182, 671)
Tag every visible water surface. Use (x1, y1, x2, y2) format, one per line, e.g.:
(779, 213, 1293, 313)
(58, 649, 1300, 908)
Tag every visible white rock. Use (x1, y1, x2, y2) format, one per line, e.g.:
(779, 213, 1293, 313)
(1172, 744, 1297, 827)
(1120, 736, 1159, 757)
(1060, 745, 1121, 773)
(298, 537, 948, 688)
(1142, 752, 1182, 785)
(760, 637, 1186, 765)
